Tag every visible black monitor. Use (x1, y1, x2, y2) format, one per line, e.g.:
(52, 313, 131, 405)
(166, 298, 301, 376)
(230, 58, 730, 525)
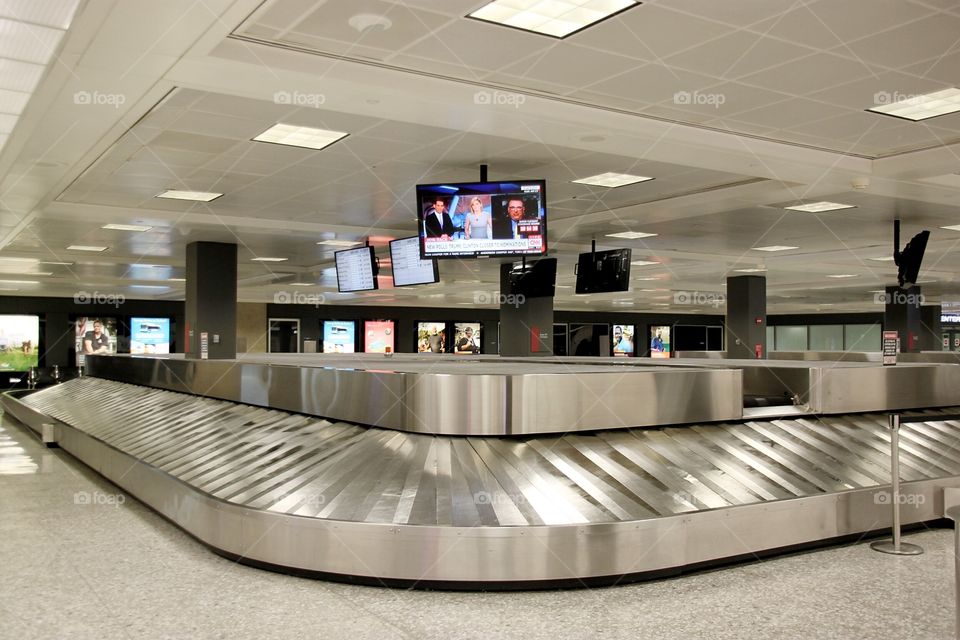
(896, 230, 930, 288)
(335, 246, 378, 293)
(501, 258, 557, 299)
(575, 248, 631, 294)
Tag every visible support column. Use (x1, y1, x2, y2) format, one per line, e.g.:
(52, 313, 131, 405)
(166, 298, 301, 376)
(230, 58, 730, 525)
(725, 275, 766, 359)
(185, 241, 237, 359)
(920, 304, 942, 352)
(498, 260, 554, 357)
(884, 285, 922, 353)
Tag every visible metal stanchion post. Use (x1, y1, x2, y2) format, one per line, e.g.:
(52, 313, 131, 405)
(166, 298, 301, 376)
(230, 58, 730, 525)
(947, 506, 960, 640)
(871, 413, 923, 555)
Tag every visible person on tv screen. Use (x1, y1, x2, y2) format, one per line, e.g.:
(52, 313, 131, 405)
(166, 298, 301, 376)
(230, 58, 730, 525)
(423, 197, 456, 239)
(651, 330, 665, 353)
(613, 326, 633, 354)
(464, 196, 491, 240)
(492, 197, 539, 240)
(83, 319, 110, 354)
(455, 326, 479, 354)
(427, 326, 445, 353)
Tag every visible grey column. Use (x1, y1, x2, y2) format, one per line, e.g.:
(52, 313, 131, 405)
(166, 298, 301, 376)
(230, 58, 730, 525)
(884, 285, 922, 353)
(498, 263, 553, 357)
(920, 304, 942, 352)
(725, 275, 766, 359)
(185, 241, 237, 359)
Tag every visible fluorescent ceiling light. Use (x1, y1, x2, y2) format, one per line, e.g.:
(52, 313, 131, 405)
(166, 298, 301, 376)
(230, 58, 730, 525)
(129, 285, 169, 290)
(651, 302, 670, 306)
(633, 276, 659, 281)
(827, 274, 858, 278)
(102, 223, 152, 232)
(574, 172, 654, 188)
(253, 123, 348, 150)
(752, 245, 798, 252)
(0, 279, 38, 284)
(868, 87, 960, 121)
(941, 224, 960, 232)
(784, 201, 856, 213)
(66, 245, 107, 252)
(38, 261, 73, 266)
(317, 240, 360, 247)
(0, 270, 51, 276)
(0, 256, 37, 262)
(630, 260, 660, 266)
(251, 257, 288, 262)
(155, 190, 223, 202)
(607, 231, 658, 239)
(868, 256, 896, 261)
(167, 278, 185, 282)
(290, 283, 315, 287)
(734, 268, 767, 273)
(468, 0, 639, 38)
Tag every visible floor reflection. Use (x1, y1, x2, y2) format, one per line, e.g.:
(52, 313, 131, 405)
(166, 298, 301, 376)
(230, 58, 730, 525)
(0, 416, 39, 474)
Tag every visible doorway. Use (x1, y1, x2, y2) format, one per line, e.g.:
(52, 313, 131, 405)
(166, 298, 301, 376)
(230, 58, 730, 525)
(269, 318, 300, 353)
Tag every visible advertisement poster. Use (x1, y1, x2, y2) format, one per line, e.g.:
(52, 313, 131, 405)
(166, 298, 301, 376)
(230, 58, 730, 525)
(364, 320, 395, 354)
(650, 326, 671, 359)
(417, 322, 446, 353)
(130, 317, 171, 354)
(74, 317, 118, 366)
(0, 315, 40, 371)
(612, 324, 635, 357)
(323, 321, 356, 353)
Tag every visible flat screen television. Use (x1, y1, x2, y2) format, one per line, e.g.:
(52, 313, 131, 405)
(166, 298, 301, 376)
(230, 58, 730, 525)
(417, 179, 547, 258)
(417, 322, 447, 353)
(896, 230, 930, 288)
(389, 236, 439, 287)
(322, 320, 356, 353)
(73, 316, 118, 366)
(335, 246, 378, 293)
(612, 324, 636, 357)
(501, 257, 557, 299)
(130, 317, 171, 354)
(650, 325, 671, 359)
(0, 315, 39, 372)
(575, 248, 631, 294)
(363, 320, 395, 354)
(453, 322, 481, 355)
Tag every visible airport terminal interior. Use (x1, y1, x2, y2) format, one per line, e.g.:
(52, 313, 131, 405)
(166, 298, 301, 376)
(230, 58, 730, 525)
(6, 0, 960, 638)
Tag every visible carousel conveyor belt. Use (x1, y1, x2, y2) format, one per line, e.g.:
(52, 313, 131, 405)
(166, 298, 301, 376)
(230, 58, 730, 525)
(5, 377, 960, 588)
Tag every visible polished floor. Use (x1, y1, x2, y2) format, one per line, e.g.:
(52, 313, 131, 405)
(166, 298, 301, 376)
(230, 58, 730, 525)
(0, 414, 954, 640)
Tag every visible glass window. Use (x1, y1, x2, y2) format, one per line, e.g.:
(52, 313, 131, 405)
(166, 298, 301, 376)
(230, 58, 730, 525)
(844, 323, 881, 351)
(809, 325, 843, 351)
(775, 326, 807, 351)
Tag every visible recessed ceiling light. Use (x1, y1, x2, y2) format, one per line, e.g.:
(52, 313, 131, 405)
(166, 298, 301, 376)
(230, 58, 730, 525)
(827, 274, 859, 278)
(66, 245, 108, 252)
(0, 256, 38, 262)
(637, 289, 656, 292)
(167, 278, 186, 282)
(102, 223, 153, 232)
(752, 245, 798, 252)
(0, 279, 38, 285)
(468, 0, 640, 38)
(290, 283, 314, 287)
(38, 261, 73, 266)
(784, 202, 856, 213)
(253, 123, 349, 150)
(155, 190, 223, 202)
(607, 231, 658, 239)
(734, 268, 767, 273)
(651, 302, 670, 306)
(574, 172, 654, 188)
(868, 88, 960, 121)
(868, 256, 896, 261)
(317, 240, 361, 247)
(633, 276, 659, 281)
(630, 260, 660, 266)
(251, 257, 288, 262)
(129, 285, 169, 289)
(941, 224, 960, 232)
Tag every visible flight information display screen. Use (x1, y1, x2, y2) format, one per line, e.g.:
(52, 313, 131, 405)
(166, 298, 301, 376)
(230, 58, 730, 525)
(335, 246, 378, 292)
(390, 236, 438, 287)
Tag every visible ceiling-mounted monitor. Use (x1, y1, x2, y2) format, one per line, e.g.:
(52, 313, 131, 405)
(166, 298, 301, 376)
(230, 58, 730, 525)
(416, 179, 547, 258)
(389, 236, 439, 287)
(896, 230, 930, 288)
(575, 248, 632, 294)
(335, 245, 378, 293)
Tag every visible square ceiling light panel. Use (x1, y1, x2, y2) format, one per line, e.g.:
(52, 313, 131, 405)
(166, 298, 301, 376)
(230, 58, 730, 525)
(784, 201, 856, 213)
(868, 88, 960, 121)
(574, 172, 654, 187)
(253, 123, 349, 150)
(468, 0, 640, 39)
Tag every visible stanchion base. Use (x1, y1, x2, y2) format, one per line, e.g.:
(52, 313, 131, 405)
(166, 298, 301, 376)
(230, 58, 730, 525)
(870, 540, 924, 555)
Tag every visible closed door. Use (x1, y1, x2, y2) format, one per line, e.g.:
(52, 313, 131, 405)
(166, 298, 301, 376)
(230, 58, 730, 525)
(269, 319, 300, 353)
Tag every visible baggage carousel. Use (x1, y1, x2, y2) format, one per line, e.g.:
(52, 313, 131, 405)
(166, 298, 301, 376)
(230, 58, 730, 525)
(4, 354, 960, 588)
